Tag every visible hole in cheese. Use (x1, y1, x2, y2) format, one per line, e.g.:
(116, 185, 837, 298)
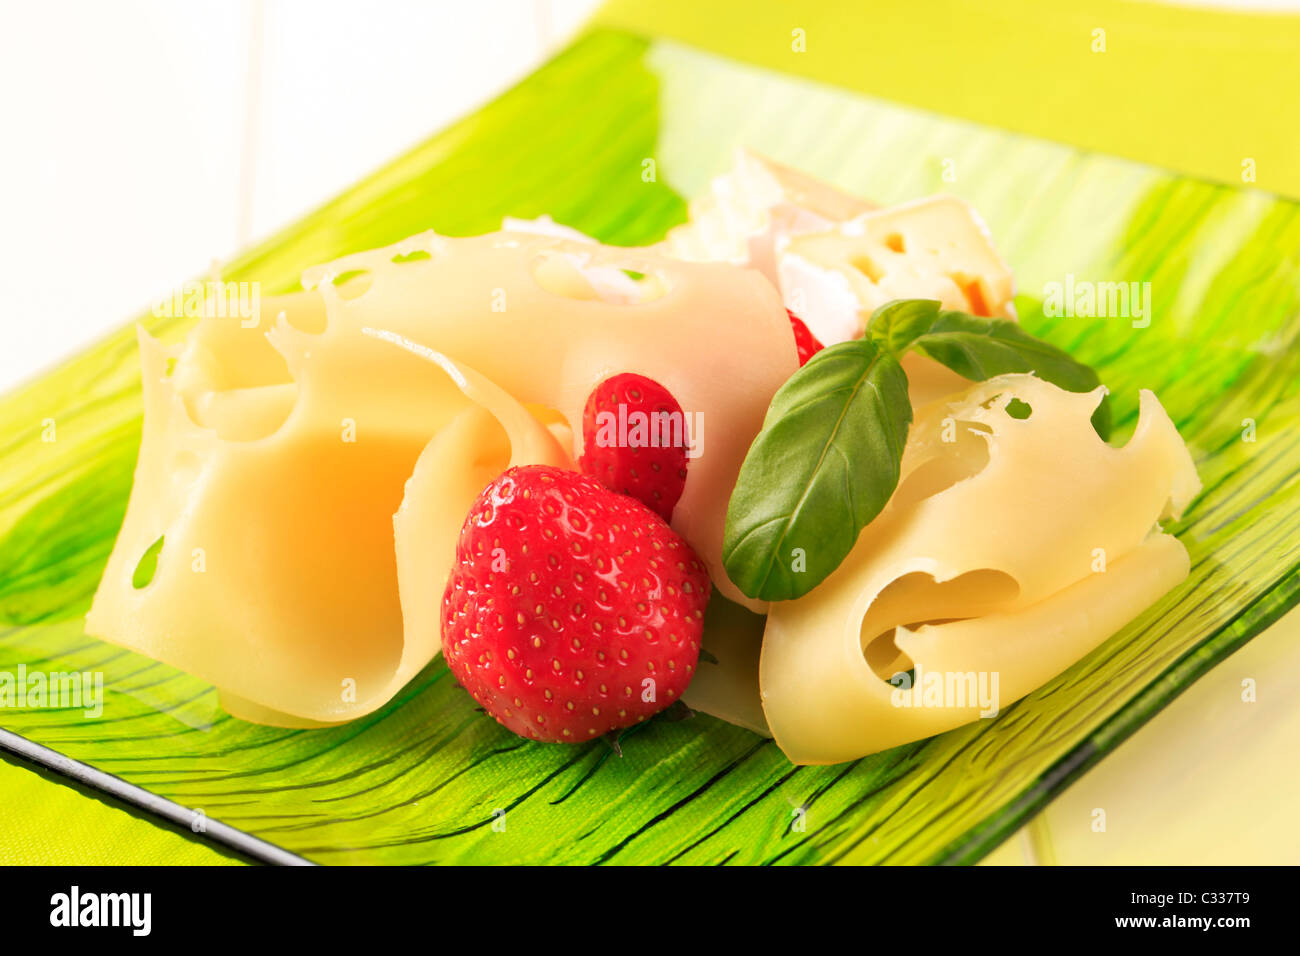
(849, 254, 885, 283)
(892, 421, 992, 508)
(331, 270, 373, 301)
(883, 232, 905, 253)
(1006, 397, 1033, 420)
(864, 627, 915, 682)
(132, 536, 165, 589)
(859, 569, 1020, 681)
(170, 290, 329, 440)
(953, 274, 992, 316)
(531, 250, 668, 304)
(189, 383, 298, 441)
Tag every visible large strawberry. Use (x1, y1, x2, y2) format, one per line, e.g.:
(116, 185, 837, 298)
(579, 373, 689, 522)
(787, 309, 824, 366)
(441, 465, 710, 743)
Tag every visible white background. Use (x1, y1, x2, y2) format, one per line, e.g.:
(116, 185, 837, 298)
(0, 0, 601, 392)
(1, 0, 1296, 392)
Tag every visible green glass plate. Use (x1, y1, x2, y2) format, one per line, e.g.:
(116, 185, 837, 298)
(2, 30, 1299, 865)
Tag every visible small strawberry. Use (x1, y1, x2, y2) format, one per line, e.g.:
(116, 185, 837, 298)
(788, 309, 824, 366)
(579, 373, 689, 521)
(441, 465, 710, 744)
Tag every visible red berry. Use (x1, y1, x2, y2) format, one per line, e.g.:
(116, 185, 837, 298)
(788, 309, 824, 366)
(440, 465, 710, 743)
(579, 373, 689, 521)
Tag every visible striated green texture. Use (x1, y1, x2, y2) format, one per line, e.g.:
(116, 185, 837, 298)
(2, 31, 1300, 864)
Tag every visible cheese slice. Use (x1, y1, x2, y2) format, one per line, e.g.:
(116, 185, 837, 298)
(779, 195, 1017, 346)
(295, 231, 794, 611)
(501, 216, 654, 304)
(662, 148, 875, 284)
(87, 316, 568, 725)
(760, 375, 1200, 765)
(681, 592, 770, 736)
(223, 358, 569, 726)
(383, 330, 572, 729)
(88, 230, 794, 723)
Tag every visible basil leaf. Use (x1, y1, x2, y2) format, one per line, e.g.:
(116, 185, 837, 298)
(864, 298, 946, 355)
(724, 300, 1111, 602)
(722, 339, 911, 601)
(867, 299, 1112, 439)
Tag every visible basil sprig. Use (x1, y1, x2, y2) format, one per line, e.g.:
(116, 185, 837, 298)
(867, 299, 1111, 438)
(723, 299, 1110, 601)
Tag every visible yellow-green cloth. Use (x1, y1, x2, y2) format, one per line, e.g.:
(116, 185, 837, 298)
(594, 0, 1300, 200)
(0, 758, 243, 865)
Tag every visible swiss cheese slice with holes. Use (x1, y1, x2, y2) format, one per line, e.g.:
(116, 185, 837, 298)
(86, 231, 794, 724)
(88, 320, 568, 725)
(759, 375, 1200, 765)
(294, 231, 794, 610)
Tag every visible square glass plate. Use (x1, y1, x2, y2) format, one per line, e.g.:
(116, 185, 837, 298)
(2, 30, 1299, 864)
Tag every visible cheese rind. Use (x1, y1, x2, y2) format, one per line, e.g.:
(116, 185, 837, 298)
(779, 195, 1017, 345)
(663, 148, 876, 284)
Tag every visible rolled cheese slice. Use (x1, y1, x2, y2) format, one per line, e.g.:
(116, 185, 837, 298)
(682, 592, 770, 736)
(760, 374, 1200, 765)
(88, 230, 794, 723)
(295, 230, 796, 610)
(87, 316, 569, 725)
